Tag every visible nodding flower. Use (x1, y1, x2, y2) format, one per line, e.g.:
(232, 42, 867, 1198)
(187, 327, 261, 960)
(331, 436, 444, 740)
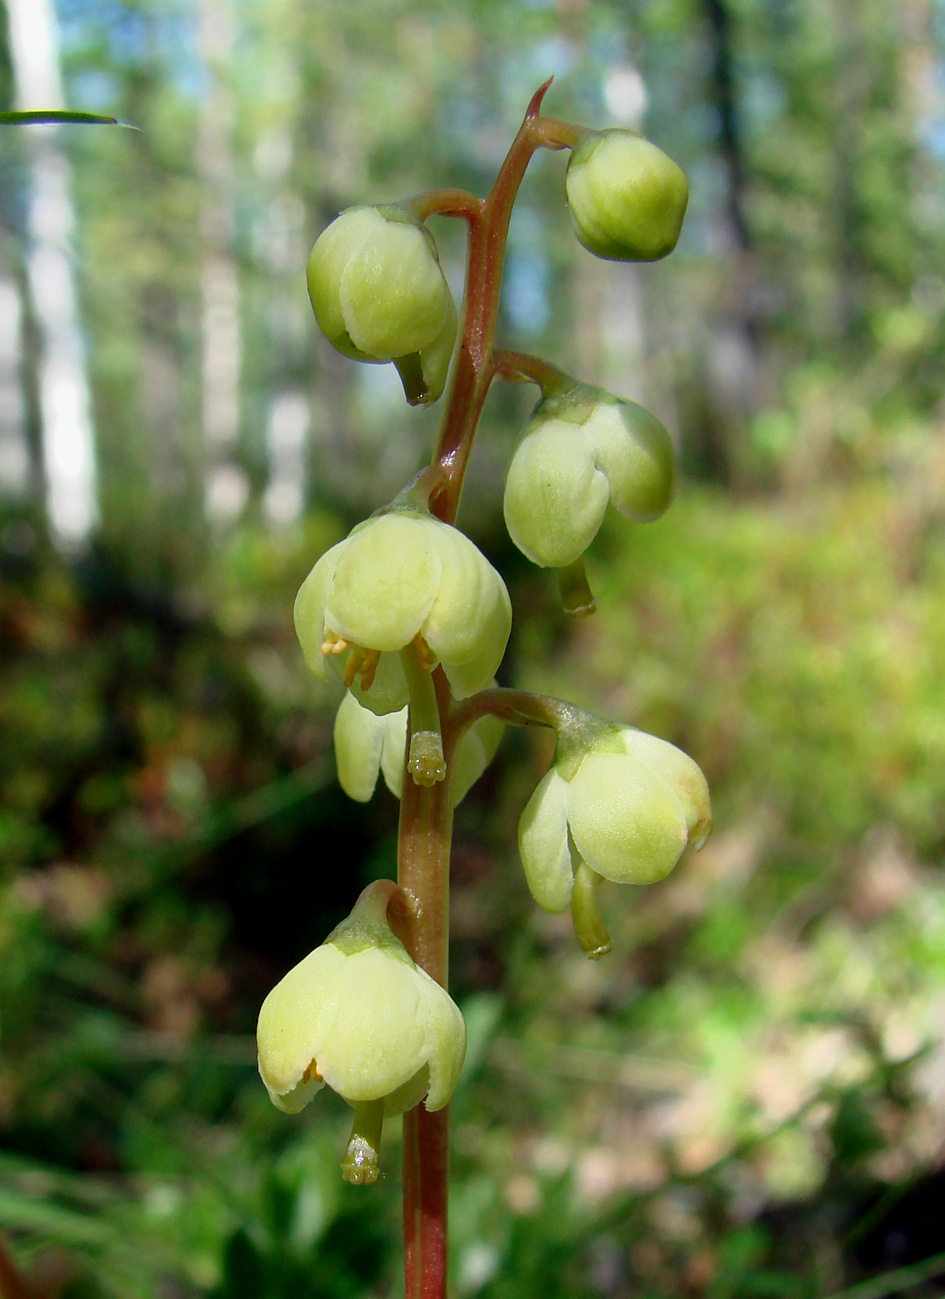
(294, 496, 511, 787)
(257, 881, 466, 1186)
(306, 204, 457, 405)
(518, 719, 711, 959)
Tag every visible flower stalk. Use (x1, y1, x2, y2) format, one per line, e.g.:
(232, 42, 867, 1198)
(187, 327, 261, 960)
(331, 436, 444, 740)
(395, 85, 586, 1297)
(280, 76, 703, 1299)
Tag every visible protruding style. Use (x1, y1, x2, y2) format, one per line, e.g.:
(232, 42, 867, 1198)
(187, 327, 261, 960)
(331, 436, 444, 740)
(334, 691, 505, 806)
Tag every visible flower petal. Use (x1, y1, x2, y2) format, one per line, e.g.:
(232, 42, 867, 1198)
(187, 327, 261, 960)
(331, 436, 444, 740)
(327, 514, 441, 651)
(420, 976, 467, 1111)
(317, 948, 430, 1103)
(333, 693, 386, 803)
(503, 420, 610, 568)
(306, 207, 377, 347)
(518, 769, 575, 913)
(294, 540, 348, 678)
(340, 218, 449, 358)
(256, 944, 346, 1108)
(567, 752, 689, 885)
(423, 524, 511, 668)
(379, 708, 409, 798)
(589, 401, 674, 524)
(618, 728, 712, 847)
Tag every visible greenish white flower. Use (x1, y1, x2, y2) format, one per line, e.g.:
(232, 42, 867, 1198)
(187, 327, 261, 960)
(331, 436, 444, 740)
(518, 725, 711, 920)
(294, 509, 512, 715)
(257, 886, 466, 1184)
(333, 690, 505, 806)
(566, 130, 688, 262)
(306, 205, 457, 404)
(503, 393, 675, 570)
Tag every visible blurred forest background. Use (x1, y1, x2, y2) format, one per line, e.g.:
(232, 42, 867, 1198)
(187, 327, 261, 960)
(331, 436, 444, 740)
(3, 0, 945, 1295)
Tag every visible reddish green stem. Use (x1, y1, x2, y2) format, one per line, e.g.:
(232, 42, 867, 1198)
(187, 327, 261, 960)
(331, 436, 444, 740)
(399, 670, 454, 1299)
(448, 686, 587, 739)
(493, 349, 575, 394)
(407, 187, 483, 225)
(399, 81, 585, 1299)
(431, 79, 578, 526)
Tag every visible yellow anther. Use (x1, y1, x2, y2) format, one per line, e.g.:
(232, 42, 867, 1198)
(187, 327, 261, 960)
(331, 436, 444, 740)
(413, 633, 436, 672)
(321, 630, 349, 656)
(302, 1059, 323, 1084)
(359, 649, 380, 691)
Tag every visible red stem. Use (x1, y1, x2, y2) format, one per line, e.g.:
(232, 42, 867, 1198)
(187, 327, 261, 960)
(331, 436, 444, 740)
(399, 82, 584, 1299)
(399, 670, 454, 1299)
(431, 79, 576, 526)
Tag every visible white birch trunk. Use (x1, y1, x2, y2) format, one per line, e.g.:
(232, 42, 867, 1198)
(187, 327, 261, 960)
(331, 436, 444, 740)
(7, 0, 97, 545)
(197, 0, 245, 524)
(0, 274, 27, 496)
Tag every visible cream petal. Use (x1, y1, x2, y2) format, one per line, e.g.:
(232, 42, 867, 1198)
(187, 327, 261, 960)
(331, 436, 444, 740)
(327, 514, 442, 652)
(294, 540, 349, 679)
(317, 948, 430, 1103)
(438, 577, 512, 700)
(333, 693, 386, 803)
(618, 728, 712, 847)
(566, 752, 689, 885)
(518, 769, 575, 913)
(589, 402, 674, 523)
(420, 977, 467, 1111)
(503, 420, 610, 568)
(423, 525, 510, 667)
(256, 944, 346, 1105)
(379, 708, 409, 798)
(334, 650, 410, 716)
(306, 207, 377, 346)
(340, 219, 449, 359)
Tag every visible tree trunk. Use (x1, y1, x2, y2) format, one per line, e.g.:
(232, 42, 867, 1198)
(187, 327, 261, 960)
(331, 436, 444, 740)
(6, 0, 97, 546)
(197, 0, 245, 525)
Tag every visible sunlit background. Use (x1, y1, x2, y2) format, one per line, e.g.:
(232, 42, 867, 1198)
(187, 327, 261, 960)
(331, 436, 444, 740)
(3, 1, 945, 1295)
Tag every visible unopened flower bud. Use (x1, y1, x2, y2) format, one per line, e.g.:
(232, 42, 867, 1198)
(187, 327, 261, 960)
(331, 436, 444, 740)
(333, 691, 505, 806)
(257, 881, 466, 1184)
(503, 387, 674, 610)
(518, 720, 710, 956)
(566, 130, 688, 262)
(306, 205, 457, 404)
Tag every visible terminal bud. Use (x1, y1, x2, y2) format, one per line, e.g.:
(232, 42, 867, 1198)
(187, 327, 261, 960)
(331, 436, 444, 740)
(566, 130, 688, 262)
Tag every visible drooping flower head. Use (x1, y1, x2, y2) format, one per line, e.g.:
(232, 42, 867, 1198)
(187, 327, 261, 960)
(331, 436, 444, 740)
(294, 477, 512, 785)
(307, 205, 457, 405)
(503, 381, 674, 613)
(518, 713, 711, 957)
(257, 880, 466, 1185)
